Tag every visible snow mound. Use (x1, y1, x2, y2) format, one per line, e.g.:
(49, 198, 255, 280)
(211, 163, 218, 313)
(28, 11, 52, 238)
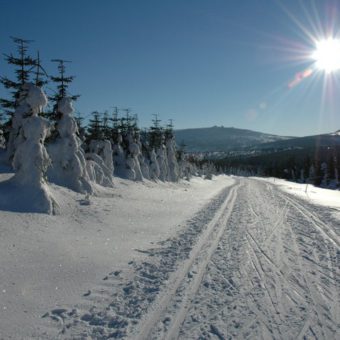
(0, 176, 58, 214)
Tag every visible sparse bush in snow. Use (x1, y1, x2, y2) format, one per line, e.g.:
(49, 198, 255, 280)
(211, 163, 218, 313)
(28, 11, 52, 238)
(47, 97, 93, 194)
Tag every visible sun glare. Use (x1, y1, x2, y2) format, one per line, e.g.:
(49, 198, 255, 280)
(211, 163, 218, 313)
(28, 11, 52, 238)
(312, 38, 340, 73)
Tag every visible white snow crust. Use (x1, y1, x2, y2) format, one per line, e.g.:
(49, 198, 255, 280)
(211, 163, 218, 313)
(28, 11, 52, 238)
(0, 173, 233, 339)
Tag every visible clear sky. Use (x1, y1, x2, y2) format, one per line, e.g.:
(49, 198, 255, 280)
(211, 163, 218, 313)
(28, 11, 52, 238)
(1, 0, 340, 136)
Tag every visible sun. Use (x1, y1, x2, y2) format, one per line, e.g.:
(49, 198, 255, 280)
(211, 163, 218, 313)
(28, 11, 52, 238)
(312, 38, 340, 73)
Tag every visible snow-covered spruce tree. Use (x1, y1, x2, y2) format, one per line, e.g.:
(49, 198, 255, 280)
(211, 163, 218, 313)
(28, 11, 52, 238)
(86, 139, 114, 188)
(11, 83, 57, 214)
(86, 111, 104, 143)
(110, 109, 145, 181)
(1, 37, 38, 160)
(101, 110, 112, 140)
(138, 130, 151, 180)
(157, 141, 168, 181)
(165, 121, 179, 182)
(202, 162, 216, 180)
(149, 148, 160, 180)
(47, 97, 93, 194)
(148, 115, 164, 181)
(6, 82, 48, 162)
(165, 139, 179, 181)
(0, 37, 37, 117)
(47, 59, 80, 138)
(84, 111, 116, 187)
(176, 140, 186, 179)
(112, 132, 127, 178)
(125, 130, 143, 181)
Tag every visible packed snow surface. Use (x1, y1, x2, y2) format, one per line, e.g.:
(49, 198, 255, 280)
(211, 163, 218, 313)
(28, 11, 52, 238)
(0, 174, 339, 339)
(0, 173, 233, 339)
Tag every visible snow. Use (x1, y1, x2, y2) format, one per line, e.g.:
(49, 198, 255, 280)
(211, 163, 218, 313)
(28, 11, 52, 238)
(256, 177, 340, 219)
(1, 156, 339, 340)
(166, 137, 179, 182)
(87, 140, 114, 187)
(47, 97, 93, 194)
(0, 173, 234, 339)
(24, 83, 48, 115)
(6, 83, 47, 161)
(5, 85, 57, 214)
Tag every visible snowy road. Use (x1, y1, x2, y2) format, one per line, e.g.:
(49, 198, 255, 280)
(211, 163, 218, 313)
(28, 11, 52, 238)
(50, 178, 339, 339)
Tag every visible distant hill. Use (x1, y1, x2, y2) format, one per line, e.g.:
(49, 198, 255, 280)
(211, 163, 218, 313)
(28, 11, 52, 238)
(252, 132, 340, 151)
(174, 126, 293, 152)
(213, 130, 340, 181)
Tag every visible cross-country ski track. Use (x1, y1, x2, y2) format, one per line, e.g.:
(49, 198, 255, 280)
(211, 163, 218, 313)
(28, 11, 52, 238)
(45, 178, 339, 340)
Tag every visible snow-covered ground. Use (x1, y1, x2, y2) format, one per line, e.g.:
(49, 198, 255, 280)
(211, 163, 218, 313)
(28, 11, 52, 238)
(256, 177, 340, 219)
(0, 172, 234, 339)
(1, 174, 339, 339)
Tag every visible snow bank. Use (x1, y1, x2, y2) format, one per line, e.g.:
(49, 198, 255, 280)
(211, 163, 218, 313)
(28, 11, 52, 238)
(255, 177, 340, 219)
(0, 174, 234, 339)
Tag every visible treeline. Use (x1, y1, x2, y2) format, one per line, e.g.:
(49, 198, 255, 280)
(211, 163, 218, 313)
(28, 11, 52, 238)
(0, 37, 176, 156)
(214, 146, 340, 187)
(0, 37, 218, 213)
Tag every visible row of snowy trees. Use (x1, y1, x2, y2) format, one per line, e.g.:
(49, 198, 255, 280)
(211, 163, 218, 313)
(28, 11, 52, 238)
(0, 82, 205, 214)
(0, 37, 216, 213)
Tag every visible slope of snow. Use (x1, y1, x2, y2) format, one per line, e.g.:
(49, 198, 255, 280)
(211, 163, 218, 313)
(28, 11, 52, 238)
(0, 172, 234, 339)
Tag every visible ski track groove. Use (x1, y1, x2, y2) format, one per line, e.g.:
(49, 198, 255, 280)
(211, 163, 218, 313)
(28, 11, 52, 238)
(177, 179, 339, 340)
(44, 178, 339, 339)
(135, 181, 241, 340)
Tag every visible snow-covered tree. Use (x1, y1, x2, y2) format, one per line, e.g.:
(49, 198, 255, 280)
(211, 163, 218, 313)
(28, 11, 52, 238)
(0, 37, 37, 118)
(11, 83, 57, 214)
(48, 59, 79, 123)
(157, 143, 168, 181)
(149, 148, 160, 180)
(47, 97, 93, 194)
(6, 83, 48, 161)
(138, 133, 150, 180)
(112, 133, 127, 178)
(126, 131, 143, 181)
(86, 139, 114, 187)
(86, 111, 104, 142)
(166, 136, 179, 182)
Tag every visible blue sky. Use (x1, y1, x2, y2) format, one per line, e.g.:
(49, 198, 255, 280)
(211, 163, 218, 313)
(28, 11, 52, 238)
(1, 0, 340, 136)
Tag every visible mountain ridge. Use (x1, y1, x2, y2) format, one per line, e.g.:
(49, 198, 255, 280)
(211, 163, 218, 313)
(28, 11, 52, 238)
(174, 126, 294, 152)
